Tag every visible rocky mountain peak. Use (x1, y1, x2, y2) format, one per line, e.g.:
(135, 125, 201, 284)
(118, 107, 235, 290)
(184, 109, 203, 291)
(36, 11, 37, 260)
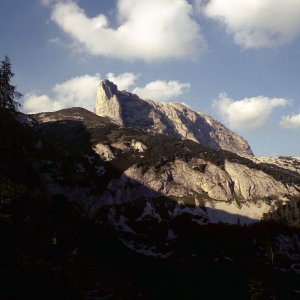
(95, 79, 253, 157)
(99, 79, 118, 99)
(95, 80, 124, 125)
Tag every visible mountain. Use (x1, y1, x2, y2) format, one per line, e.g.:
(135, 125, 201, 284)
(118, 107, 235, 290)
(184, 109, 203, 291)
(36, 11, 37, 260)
(29, 107, 300, 223)
(95, 80, 253, 157)
(2, 107, 300, 299)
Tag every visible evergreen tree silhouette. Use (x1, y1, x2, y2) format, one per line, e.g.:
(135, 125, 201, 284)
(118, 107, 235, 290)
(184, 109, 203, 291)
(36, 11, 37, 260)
(0, 56, 22, 111)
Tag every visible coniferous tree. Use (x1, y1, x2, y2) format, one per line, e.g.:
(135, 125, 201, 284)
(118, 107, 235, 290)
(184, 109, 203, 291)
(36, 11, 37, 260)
(0, 56, 22, 111)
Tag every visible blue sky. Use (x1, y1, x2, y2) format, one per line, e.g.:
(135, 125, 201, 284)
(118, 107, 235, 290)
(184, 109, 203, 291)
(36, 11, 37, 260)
(1, 0, 300, 156)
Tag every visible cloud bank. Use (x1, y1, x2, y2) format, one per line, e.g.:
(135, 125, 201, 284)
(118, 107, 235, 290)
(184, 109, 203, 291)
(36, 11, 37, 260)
(213, 93, 289, 130)
(133, 80, 190, 100)
(49, 0, 205, 61)
(23, 94, 57, 114)
(23, 73, 190, 113)
(204, 0, 300, 48)
(23, 74, 101, 113)
(280, 111, 300, 128)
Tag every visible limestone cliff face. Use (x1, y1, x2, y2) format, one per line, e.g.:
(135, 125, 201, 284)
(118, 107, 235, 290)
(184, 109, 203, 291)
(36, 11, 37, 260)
(95, 80, 123, 126)
(223, 161, 298, 200)
(94, 156, 300, 223)
(97, 158, 299, 205)
(95, 80, 253, 157)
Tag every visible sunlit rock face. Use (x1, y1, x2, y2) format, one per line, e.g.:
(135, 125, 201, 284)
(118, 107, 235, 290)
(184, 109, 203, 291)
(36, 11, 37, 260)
(95, 80, 253, 157)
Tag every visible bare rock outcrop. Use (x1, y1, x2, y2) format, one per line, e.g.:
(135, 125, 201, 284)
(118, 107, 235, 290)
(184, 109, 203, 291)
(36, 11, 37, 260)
(97, 158, 299, 207)
(95, 80, 253, 157)
(130, 139, 147, 152)
(93, 143, 115, 161)
(224, 161, 299, 199)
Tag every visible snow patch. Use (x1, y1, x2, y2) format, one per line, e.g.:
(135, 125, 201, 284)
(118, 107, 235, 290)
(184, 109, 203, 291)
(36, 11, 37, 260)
(119, 239, 171, 259)
(82, 152, 95, 164)
(170, 205, 207, 218)
(115, 215, 136, 234)
(167, 229, 177, 240)
(95, 165, 105, 176)
(192, 218, 208, 225)
(106, 209, 134, 233)
(136, 201, 162, 222)
(107, 207, 116, 224)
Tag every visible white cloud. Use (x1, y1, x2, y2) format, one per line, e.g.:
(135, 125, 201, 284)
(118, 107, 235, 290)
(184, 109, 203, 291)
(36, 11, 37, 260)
(23, 73, 102, 113)
(49, 0, 205, 61)
(204, 0, 300, 48)
(106, 72, 139, 90)
(280, 111, 300, 128)
(23, 93, 58, 114)
(22, 73, 188, 113)
(51, 74, 101, 110)
(132, 80, 190, 100)
(213, 93, 289, 130)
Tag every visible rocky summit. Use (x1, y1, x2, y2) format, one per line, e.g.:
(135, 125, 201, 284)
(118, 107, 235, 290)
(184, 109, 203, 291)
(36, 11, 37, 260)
(95, 80, 253, 157)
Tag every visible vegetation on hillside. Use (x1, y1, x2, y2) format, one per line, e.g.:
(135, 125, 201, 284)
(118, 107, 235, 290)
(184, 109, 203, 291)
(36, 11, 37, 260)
(264, 196, 300, 227)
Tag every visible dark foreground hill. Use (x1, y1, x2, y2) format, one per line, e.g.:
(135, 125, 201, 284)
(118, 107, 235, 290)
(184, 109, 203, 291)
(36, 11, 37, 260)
(1, 107, 300, 299)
